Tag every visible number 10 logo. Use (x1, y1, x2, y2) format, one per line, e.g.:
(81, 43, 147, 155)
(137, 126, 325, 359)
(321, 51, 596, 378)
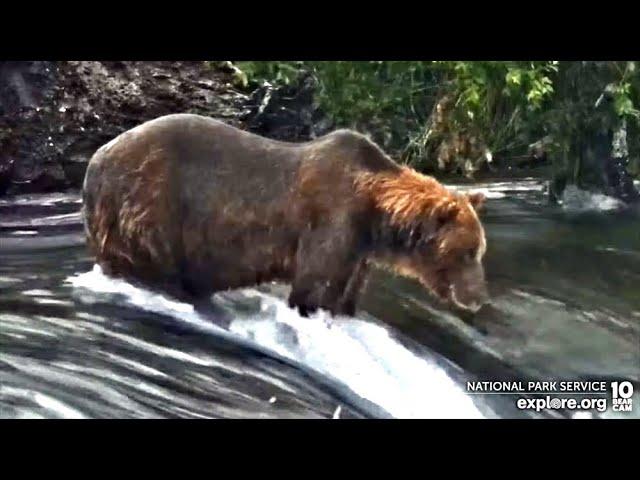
(611, 381, 634, 412)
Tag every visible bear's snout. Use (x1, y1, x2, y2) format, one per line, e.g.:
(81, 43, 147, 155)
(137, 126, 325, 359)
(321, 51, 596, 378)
(448, 262, 489, 314)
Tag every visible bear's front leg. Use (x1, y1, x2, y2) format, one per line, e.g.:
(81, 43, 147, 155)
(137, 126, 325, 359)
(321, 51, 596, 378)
(335, 258, 369, 316)
(289, 275, 353, 317)
(289, 219, 365, 317)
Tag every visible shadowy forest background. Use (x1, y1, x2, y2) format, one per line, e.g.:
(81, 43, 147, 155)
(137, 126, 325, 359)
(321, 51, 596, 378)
(1, 61, 639, 203)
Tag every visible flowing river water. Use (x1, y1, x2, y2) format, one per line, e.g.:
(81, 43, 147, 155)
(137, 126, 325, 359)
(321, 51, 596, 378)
(1, 178, 638, 418)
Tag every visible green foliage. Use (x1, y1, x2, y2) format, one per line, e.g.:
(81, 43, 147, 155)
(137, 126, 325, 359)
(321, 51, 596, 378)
(229, 61, 640, 181)
(235, 61, 439, 150)
(234, 61, 304, 87)
(538, 62, 640, 189)
(611, 62, 640, 119)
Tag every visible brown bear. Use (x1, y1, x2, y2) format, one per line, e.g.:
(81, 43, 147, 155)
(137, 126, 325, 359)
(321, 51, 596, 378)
(82, 113, 488, 317)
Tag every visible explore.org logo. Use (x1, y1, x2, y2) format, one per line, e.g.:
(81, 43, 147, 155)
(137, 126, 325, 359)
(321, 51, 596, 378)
(516, 396, 607, 413)
(466, 380, 634, 415)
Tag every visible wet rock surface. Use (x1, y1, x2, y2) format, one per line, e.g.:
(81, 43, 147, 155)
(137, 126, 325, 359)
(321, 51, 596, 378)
(0, 61, 316, 196)
(242, 72, 332, 142)
(603, 156, 640, 204)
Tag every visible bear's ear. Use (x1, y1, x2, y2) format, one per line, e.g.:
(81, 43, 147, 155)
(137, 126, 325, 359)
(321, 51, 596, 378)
(467, 192, 486, 213)
(433, 199, 461, 229)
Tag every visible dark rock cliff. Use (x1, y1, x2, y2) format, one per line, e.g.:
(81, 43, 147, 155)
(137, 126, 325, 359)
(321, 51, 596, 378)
(0, 61, 324, 197)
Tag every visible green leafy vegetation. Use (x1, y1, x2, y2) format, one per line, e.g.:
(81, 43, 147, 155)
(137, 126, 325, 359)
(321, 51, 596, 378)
(230, 61, 640, 187)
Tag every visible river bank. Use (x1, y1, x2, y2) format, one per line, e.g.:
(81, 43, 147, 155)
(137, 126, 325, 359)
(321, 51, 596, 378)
(1, 61, 552, 198)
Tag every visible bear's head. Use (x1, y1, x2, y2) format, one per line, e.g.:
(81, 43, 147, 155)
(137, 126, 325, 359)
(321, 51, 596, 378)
(357, 167, 489, 313)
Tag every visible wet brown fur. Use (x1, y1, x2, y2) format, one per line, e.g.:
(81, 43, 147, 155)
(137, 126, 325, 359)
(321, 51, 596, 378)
(354, 167, 487, 306)
(82, 113, 487, 317)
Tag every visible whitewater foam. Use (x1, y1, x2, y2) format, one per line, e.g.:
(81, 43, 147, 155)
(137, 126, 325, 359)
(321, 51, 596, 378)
(66, 265, 486, 419)
(560, 185, 626, 212)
